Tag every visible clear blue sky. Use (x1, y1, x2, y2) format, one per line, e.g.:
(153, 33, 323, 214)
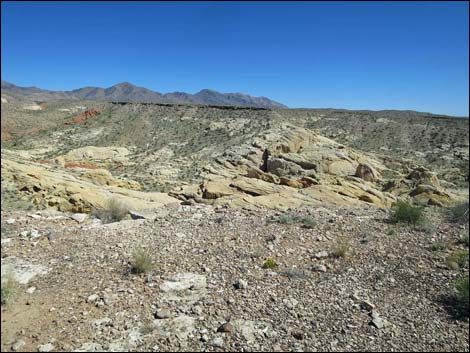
(1, 1, 468, 116)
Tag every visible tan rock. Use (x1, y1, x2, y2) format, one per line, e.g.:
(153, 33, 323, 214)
(1, 152, 178, 213)
(60, 146, 130, 163)
(202, 180, 235, 199)
(279, 177, 303, 188)
(229, 178, 291, 196)
(246, 167, 279, 184)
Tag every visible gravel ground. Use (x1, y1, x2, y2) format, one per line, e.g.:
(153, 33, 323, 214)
(1, 204, 468, 352)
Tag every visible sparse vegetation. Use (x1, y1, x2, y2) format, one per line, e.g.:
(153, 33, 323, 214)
(276, 213, 316, 229)
(387, 228, 396, 236)
(430, 242, 447, 252)
(416, 219, 438, 234)
(302, 217, 317, 229)
(454, 276, 469, 316)
(390, 200, 425, 226)
(458, 234, 469, 247)
(131, 245, 155, 274)
(92, 197, 129, 224)
(262, 257, 278, 269)
(331, 237, 351, 258)
(448, 201, 469, 224)
(277, 213, 301, 224)
(446, 250, 469, 270)
(1, 274, 18, 306)
(139, 323, 156, 335)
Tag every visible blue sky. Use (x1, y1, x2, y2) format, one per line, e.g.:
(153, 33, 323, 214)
(1, 1, 468, 116)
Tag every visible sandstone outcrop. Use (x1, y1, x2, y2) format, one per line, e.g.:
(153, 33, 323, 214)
(2, 150, 178, 213)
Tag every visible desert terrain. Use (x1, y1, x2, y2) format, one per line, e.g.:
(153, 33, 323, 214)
(1, 94, 468, 352)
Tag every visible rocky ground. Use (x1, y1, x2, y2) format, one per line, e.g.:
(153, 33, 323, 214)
(1, 204, 468, 352)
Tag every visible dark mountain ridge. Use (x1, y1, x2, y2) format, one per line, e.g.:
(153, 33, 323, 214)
(1, 80, 287, 108)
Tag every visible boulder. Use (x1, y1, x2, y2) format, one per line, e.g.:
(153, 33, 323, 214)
(355, 163, 379, 182)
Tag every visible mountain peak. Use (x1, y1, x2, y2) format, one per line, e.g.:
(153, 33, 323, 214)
(112, 82, 136, 88)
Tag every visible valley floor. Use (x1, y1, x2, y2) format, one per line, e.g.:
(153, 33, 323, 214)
(1, 204, 468, 352)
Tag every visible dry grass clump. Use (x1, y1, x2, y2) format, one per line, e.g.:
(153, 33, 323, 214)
(131, 245, 155, 274)
(1, 274, 18, 306)
(92, 197, 129, 224)
(331, 237, 351, 258)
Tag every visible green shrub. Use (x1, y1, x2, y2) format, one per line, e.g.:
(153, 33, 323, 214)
(448, 201, 469, 224)
(277, 214, 301, 224)
(302, 217, 317, 229)
(131, 245, 155, 274)
(1, 275, 18, 306)
(458, 234, 469, 247)
(416, 219, 438, 234)
(446, 250, 469, 270)
(331, 237, 351, 258)
(430, 242, 447, 252)
(92, 197, 129, 224)
(454, 276, 469, 316)
(262, 257, 278, 269)
(390, 201, 425, 225)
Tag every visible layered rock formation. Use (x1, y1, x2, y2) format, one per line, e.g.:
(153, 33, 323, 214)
(3, 121, 464, 213)
(173, 125, 462, 211)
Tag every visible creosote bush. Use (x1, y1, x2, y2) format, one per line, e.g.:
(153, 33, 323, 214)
(92, 197, 129, 224)
(131, 245, 155, 274)
(390, 200, 425, 226)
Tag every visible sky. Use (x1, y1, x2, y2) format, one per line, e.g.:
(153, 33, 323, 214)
(1, 1, 469, 116)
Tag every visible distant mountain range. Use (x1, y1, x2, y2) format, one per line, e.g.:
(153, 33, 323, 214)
(0, 80, 287, 108)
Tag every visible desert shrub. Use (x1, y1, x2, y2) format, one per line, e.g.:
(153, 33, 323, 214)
(454, 276, 469, 316)
(302, 217, 317, 229)
(262, 257, 278, 269)
(458, 234, 469, 247)
(446, 250, 469, 270)
(331, 237, 351, 258)
(430, 242, 447, 252)
(387, 228, 396, 236)
(416, 219, 438, 235)
(131, 245, 154, 274)
(277, 214, 301, 224)
(448, 201, 469, 224)
(92, 197, 129, 224)
(1, 274, 18, 306)
(390, 201, 425, 225)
